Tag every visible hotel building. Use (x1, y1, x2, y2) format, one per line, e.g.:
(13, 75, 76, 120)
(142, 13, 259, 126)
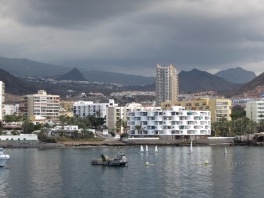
(246, 100, 264, 123)
(127, 106, 211, 137)
(156, 64, 178, 106)
(23, 90, 60, 119)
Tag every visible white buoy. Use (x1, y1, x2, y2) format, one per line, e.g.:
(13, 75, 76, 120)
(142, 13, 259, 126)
(204, 160, 209, 165)
(145, 161, 149, 166)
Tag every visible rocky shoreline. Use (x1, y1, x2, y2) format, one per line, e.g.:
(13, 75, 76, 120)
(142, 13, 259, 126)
(0, 139, 230, 148)
(0, 139, 262, 148)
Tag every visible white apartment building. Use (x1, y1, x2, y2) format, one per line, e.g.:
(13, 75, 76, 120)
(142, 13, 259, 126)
(24, 90, 60, 119)
(73, 99, 118, 120)
(3, 104, 19, 115)
(246, 100, 264, 123)
(156, 64, 179, 106)
(127, 106, 211, 136)
(0, 81, 5, 120)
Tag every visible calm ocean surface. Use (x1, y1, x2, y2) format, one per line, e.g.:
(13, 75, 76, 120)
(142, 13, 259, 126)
(0, 146, 264, 198)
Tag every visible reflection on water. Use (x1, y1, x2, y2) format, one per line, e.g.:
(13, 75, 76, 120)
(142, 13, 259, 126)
(1, 146, 264, 198)
(0, 168, 9, 198)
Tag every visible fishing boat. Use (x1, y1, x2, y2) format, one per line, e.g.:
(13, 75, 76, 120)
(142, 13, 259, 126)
(0, 148, 10, 167)
(91, 154, 127, 166)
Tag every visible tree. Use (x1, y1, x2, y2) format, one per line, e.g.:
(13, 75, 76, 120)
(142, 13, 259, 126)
(59, 115, 71, 129)
(258, 120, 264, 132)
(231, 105, 246, 121)
(122, 120, 128, 134)
(116, 118, 122, 133)
(4, 114, 24, 122)
(233, 117, 257, 135)
(22, 119, 35, 134)
(86, 115, 105, 130)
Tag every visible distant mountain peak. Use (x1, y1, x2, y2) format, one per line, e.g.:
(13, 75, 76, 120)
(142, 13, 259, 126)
(57, 67, 87, 81)
(215, 67, 256, 84)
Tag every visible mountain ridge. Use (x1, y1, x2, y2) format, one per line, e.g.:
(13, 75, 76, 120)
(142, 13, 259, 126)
(215, 67, 256, 84)
(179, 69, 240, 93)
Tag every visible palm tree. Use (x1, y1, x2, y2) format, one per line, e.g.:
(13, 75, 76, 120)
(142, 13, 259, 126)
(135, 125, 142, 135)
(115, 118, 122, 133)
(122, 120, 128, 134)
(258, 120, 264, 132)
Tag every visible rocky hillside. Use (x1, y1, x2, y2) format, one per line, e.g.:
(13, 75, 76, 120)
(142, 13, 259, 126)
(231, 72, 264, 95)
(0, 68, 37, 95)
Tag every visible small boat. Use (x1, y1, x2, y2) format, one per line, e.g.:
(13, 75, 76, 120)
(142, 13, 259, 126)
(145, 145, 149, 153)
(189, 140, 193, 154)
(140, 145, 144, 153)
(147, 145, 158, 154)
(155, 145, 158, 153)
(0, 148, 10, 167)
(224, 147, 227, 155)
(91, 154, 127, 166)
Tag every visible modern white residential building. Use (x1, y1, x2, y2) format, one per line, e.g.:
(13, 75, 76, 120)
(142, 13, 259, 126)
(73, 99, 118, 120)
(0, 81, 5, 120)
(127, 106, 211, 137)
(156, 64, 178, 106)
(246, 100, 264, 123)
(23, 90, 60, 119)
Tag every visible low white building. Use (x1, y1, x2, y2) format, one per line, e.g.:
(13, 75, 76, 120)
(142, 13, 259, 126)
(48, 125, 81, 137)
(127, 106, 211, 137)
(246, 100, 264, 123)
(0, 134, 38, 141)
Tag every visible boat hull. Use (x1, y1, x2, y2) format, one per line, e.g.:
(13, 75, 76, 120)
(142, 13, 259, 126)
(91, 154, 127, 167)
(91, 160, 127, 167)
(0, 155, 10, 167)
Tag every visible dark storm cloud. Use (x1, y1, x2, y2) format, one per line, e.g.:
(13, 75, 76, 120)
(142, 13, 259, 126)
(4, 0, 154, 28)
(1, 0, 264, 75)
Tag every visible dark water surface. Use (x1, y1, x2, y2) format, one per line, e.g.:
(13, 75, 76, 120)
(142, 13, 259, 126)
(0, 146, 264, 198)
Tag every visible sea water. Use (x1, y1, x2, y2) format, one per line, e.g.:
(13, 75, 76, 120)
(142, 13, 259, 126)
(0, 146, 263, 198)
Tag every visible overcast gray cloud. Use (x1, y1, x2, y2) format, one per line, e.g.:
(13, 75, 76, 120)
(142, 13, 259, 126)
(1, 0, 264, 76)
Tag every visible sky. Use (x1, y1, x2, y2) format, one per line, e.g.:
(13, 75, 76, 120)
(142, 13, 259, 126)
(1, 0, 264, 77)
